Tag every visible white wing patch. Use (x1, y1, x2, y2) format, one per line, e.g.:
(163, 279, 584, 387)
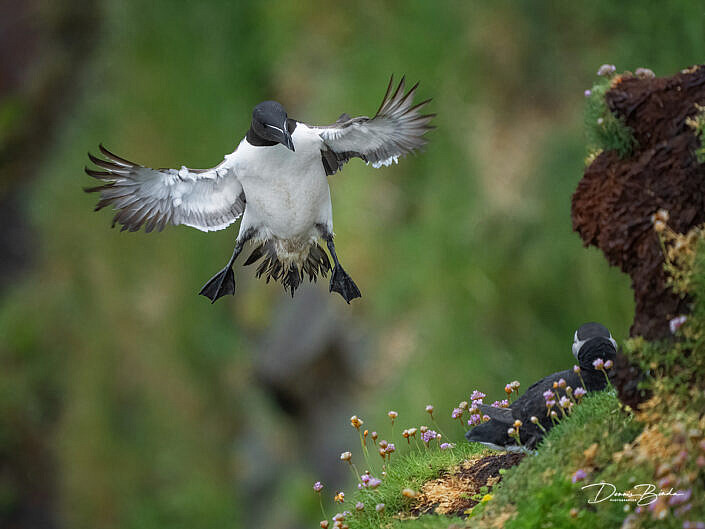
(85, 145, 245, 233)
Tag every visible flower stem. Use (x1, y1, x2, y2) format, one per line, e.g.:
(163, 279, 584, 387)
(350, 463, 363, 485)
(511, 432, 523, 448)
(457, 419, 466, 437)
(432, 418, 449, 441)
(600, 368, 613, 389)
(359, 430, 370, 469)
(318, 494, 327, 520)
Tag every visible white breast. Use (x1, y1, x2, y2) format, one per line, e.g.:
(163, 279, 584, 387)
(234, 124, 333, 241)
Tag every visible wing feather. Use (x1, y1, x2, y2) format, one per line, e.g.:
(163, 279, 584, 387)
(84, 145, 245, 233)
(477, 404, 516, 425)
(310, 75, 435, 174)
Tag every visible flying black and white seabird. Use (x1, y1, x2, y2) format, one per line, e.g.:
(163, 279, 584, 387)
(465, 322, 618, 451)
(84, 76, 434, 303)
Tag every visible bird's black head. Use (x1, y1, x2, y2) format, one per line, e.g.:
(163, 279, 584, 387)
(572, 322, 617, 368)
(250, 101, 295, 151)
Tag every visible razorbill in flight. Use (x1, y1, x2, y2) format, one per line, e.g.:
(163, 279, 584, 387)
(84, 76, 434, 303)
(465, 322, 617, 451)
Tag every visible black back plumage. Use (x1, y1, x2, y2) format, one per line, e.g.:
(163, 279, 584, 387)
(466, 325, 617, 450)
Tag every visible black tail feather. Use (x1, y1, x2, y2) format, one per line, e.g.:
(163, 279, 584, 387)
(245, 242, 332, 295)
(243, 244, 264, 265)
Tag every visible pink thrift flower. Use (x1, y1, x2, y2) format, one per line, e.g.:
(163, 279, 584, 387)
(468, 414, 482, 426)
(597, 64, 616, 76)
(368, 478, 382, 489)
(571, 469, 587, 483)
(470, 390, 486, 401)
(421, 430, 438, 443)
(668, 489, 692, 506)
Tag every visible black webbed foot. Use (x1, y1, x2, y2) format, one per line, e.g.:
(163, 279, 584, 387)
(199, 266, 236, 303)
(329, 265, 361, 303)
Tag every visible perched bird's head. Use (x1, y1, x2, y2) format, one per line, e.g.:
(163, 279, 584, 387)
(572, 322, 617, 368)
(251, 101, 295, 151)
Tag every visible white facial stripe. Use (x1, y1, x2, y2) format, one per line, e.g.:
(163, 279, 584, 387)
(265, 124, 285, 134)
(609, 335, 617, 351)
(572, 330, 586, 360)
(573, 330, 618, 359)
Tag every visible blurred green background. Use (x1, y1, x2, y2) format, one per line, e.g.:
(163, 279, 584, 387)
(1, 1, 703, 528)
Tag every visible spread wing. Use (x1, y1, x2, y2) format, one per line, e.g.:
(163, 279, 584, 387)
(311, 75, 435, 175)
(84, 145, 245, 233)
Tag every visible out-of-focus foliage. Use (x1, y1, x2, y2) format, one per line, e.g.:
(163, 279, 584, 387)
(1, 1, 704, 528)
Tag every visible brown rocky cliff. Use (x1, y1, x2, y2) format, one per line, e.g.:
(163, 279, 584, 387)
(572, 65, 705, 406)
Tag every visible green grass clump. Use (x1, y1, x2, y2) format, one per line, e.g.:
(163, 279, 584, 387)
(584, 77, 638, 160)
(326, 442, 485, 529)
(491, 391, 641, 509)
(482, 391, 644, 529)
(387, 514, 466, 528)
(323, 392, 642, 529)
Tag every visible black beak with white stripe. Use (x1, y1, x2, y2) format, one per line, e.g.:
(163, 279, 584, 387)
(465, 322, 618, 451)
(248, 101, 295, 151)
